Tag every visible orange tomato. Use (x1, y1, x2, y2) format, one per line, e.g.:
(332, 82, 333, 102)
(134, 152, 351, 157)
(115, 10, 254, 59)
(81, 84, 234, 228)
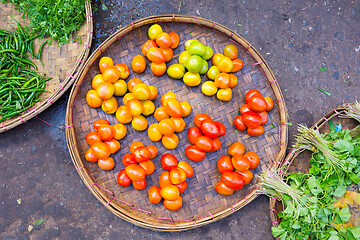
(231, 58, 244, 72)
(92, 74, 105, 89)
(103, 66, 121, 83)
(243, 151, 260, 169)
(133, 146, 151, 163)
(215, 180, 234, 195)
(177, 161, 194, 178)
(158, 118, 175, 136)
(126, 99, 144, 117)
(264, 96, 274, 111)
(162, 134, 179, 149)
(126, 164, 146, 181)
(159, 171, 172, 188)
(161, 48, 173, 62)
(132, 83, 151, 101)
(247, 125, 265, 137)
(163, 196, 182, 211)
(150, 62, 167, 76)
(228, 73, 238, 88)
(217, 56, 233, 73)
(228, 142, 245, 156)
(232, 154, 251, 172)
(130, 141, 145, 154)
(93, 119, 109, 131)
(155, 32, 172, 48)
(240, 104, 252, 115)
(259, 111, 269, 125)
(169, 167, 187, 185)
(160, 185, 180, 201)
(127, 78, 143, 92)
(105, 139, 121, 154)
(98, 157, 115, 171)
(148, 85, 158, 100)
(160, 92, 177, 106)
(170, 117, 186, 133)
(114, 63, 130, 79)
(142, 100, 155, 116)
(237, 170, 253, 185)
(212, 53, 224, 66)
(168, 32, 179, 49)
(148, 186, 162, 204)
(113, 79, 127, 97)
(163, 98, 183, 118)
(147, 47, 165, 63)
(99, 56, 113, 73)
(132, 54, 146, 73)
(180, 102, 192, 117)
(214, 73, 230, 89)
(139, 160, 155, 175)
(132, 178, 147, 190)
(131, 115, 148, 131)
(113, 123, 127, 140)
(116, 105, 133, 124)
(148, 123, 163, 142)
(216, 88, 232, 101)
(154, 106, 170, 122)
(91, 142, 111, 159)
(196, 136, 214, 152)
(223, 44, 238, 60)
(146, 145, 158, 159)
(97, 124, 115, 141)
(86, 90, 103, 108)
(142, 39, 158, 56)
(122, 93, 135, 105)
(101, 96, 118, 114)
(96, 82, 115, 100)
(85, 148, 98, 163)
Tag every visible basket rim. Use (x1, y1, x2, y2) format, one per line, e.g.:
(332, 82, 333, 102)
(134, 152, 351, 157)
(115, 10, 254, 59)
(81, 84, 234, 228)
(0, 0, 93, 133)
(65, 14, 288, 231)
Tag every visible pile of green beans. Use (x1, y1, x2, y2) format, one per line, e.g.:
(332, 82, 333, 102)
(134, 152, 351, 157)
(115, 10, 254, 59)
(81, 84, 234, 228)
(0, 21, 51, 122)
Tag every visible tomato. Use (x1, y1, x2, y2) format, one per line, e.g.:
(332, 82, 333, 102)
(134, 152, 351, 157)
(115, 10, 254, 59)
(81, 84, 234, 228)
(132, 115, 148, 131)
(193, 113, 211, 128)
(200, 119, 219, 139)
(247, 125, 265, 137)
(127, 78, 143, 92)
(228, 142, 245, 157)
(158, 118, 175, 136)
(159, 171, 172, 188)
(130, 141, 145, 154)
(234, 115, 247, 131)
(180, 102, 192, 117)
(113, 123, 127, 140)
(169, 167, 187, 185)
(85, 148, 98, 163)
(216, 88, 232, 102)
(93, 119, 110, 131)
(142, 39, 158, 56)
(92, 74, 105, 89)
(148, 85, 158, 100)
(164, 98, 183, 118)
(161, 48, 173, 62)
(245, 89, 262, 104)
(117, 169, 132, 187)
(132, 55, 146, 74)
(185, 145, 206, 162)
(217, 156, 234, 174)
(98, 124, 115, 141)
(126, 164, 146, 181)
(212, 53, 224, 66)
(176, 181, 187, 194)
(98, 157, 115, 171)
(126, 99, 144, 117)
(156, 32, 172, 48)
(139, 160, 155, 175)
(132, 84, 151, 101)
(259, 111, 268, 125)
(86, 132, 101, 145)
(215, 180, 235, 195)
(122, 153, 137, 167)
(213, 121, 226, 137)
(178, 51, 191, 66)
(223, 44, 238, 60)
(148, 186, 162, 204)
(105, 139, 121, 154)
(160, 185, 180, 201)
(187, 41, 206, 57)
(154, 106, 170, 122)
(163, 196, 182, 211)
(148, 123, 163, 142)
(151, 62, 167, 76)
(133, 146, 151, 163)
(141, 100, 155, 116)
(146, 145, 158, 159)
(168, 32, 179, 49)
(242, 111, 262, 129)
(232, 154, 250, 172)
(113, 79, 127, 97)
(212, 137, 222, 151)
(186, 55, 203, 73)
(184, 39, 199, 50)
(201, 81, 218, 96)
(243, 151, 260, 168)
(196, 136, 214, 152)
(133, 178, 147, 190)
(171, 117, 186, 133)
(122, 93, 135, 105)
(96, 82, 115, 100)
(217, 56, 233, 73)
(86, 90, 103, 108)
(187, 126, 203, 145)
(237, 170, 253, 185)
(231, 58, 244, 72)
(177, 161, 194, 178)
(206, 66, 220, 80)
(228, 73, 238, 88)
(103, 66, 121, 83)
(160, 153, 178, 170)
(240, 104, 251, 115)
(99, 56, 113, 73)
(248, 95, 267, 113)
(116, 105, 133, 124)
(264, 96, 274, 111)
(200, 59, 209, 74)
(114, 63, 130, 79)
(167, 64, 185, 79)
(203, 46, 214, 60)
(101, 96, 118, 114)
(148, 24, 163, 40)
(147, 47, 165, 63)
(221, 171, 245, 190)
(160, 92, 177, 106)
(183, 72, 201, 87)
(162, 134, 179, 149)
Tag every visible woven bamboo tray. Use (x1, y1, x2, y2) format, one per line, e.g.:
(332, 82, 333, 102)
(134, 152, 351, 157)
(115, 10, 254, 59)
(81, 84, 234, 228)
(66, 14, 288, 231)
(269, 106, 359, 228)
(0, 0, 93, 132)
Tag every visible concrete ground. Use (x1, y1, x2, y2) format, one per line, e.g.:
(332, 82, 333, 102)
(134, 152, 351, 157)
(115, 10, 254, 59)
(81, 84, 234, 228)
(1, 0, 359, 239)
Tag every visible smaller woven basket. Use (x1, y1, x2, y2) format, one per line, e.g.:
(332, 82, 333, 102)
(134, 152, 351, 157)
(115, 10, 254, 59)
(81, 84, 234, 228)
(0, 0, 93, 132)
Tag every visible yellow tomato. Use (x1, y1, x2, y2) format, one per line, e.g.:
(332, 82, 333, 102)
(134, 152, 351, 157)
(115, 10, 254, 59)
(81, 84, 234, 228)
(148, 24, 163, 40)
(170, 117, 186, 132)
(217, 88, 232, 101)
(127, 78, 143, 92)
(148, 123, 163, 142)
(148, 85, 158, 100)
(116, 105, 133, 124)
(132, 83, 151, 100)
(113, 79, 127, 96)
(178, 51, 191, 66)
(96, 82, 115, 100)
(99, 56, 113, 73)
(160, 92, 177, 106)
(206, 66, 220, 80)
(142, 100, 155, 116)
(183, 72, 201, 87)
(180, 102, 192, 117)
(217, 56, 233, 73)
(126, 99, 144, 117)
(92, 74, 105, 89)
(184, 39, 199, 51)
(113, 123, 127, 140)
(101, 96, 118, 114)
(158, 118, 175, 136)
(86, 90, 103, 108)
(122, 93, 135, 105)
(201, 81, 218, 96)
(162, 134, 179, 149)
(132, 115, 148, 131)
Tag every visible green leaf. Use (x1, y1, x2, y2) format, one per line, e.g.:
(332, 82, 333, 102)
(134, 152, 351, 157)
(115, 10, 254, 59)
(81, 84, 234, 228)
(338, 206, 351, 223)
(334, 139, 354, 152)
(348, 227, 360, 240)
(308, 176, 322, 196)
(318, 88, 331, 96)
(237, 24, 242, 26)
(328, 236, 339, 240)
(333, 185, 347, 197)
(32, 219, 45, 226)
(271, 226, 286, 237)
(329, 119, 336, 132)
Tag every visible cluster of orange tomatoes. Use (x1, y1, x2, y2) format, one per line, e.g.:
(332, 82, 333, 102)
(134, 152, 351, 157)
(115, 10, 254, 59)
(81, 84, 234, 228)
(147, 153, 194, 211)
(116, 141, 158, 190)
(139, 24, 179, 76)
(85, 119, 126, 171)
(148, 92, 192, 149)
(215, 142, 259, 195)
(234, 89, 274, 137)
(185, 113, 226, 162)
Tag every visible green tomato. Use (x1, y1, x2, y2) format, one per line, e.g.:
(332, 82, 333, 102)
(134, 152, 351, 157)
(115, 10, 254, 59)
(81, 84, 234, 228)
(199, 60, 208, 75)
(184, 39, 199, 51)
(178, 51, 191, 66)
(183, 72, 201, 87)
(201, 81, 218, 96)
(186, 55, 203, 73)
(206, 66, 220, 80)
(167, 64, 185, 79)
(203, 46, 214, 60)
(187, 41, 207, 57)
(148, 24, 163, 40)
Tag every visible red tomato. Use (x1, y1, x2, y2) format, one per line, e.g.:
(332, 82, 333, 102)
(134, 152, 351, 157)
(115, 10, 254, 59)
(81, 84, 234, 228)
(215, 180, 235, 195)
(193, 113, 211, 128)
(248, 95, 267, 113)
(185, 145, 206, 162)
(117, 169, 132, 187)
(85, 148, 98, 163)
(213, 121, 226, 136)
(133, 178, 147, 190)
(163, 196, 182, 211)
(196, 136, 214, 152)
(221, 171, 245, 190)
(259, 111, 269, 125)
(122, 154, 136, 167)
(232, 154, 251, 172)
(126, 164, 146, 181)
(228, 142, 245, 156)
(244, 151, 260, 169)
(133, 146, 151, 163)
(176, 181, 188, 194)
(177, 161, 194, 178)
(104, 139, 121, 154)
(98, 124, 115, 141)
(169, 32, 179, 49)
(98, 157, 115, 171)
(264, 97, 274, 111)
(217, 156, 234, 174)
(93, 119, 110, 131)
(148, 186, 162, 204)
(242, 111, 262, 129)
(146, 145, 158, 159)
(139, 160, 155, 175)
(159, 171, 172, 188)
(187, 126, 203, 145)
(234, 115, 247, 131)
(247, 125, 265, 137)
(169, 167, 187, 185)
(91, 142, 111, 159)
(237, 170, 253, 185)
(160, 153, 178, 170)
(200, 120, 219, 139)
(212, 137, 222, 151)
(245, 89, 262, 104)
(240, 104, 252, 115)
(130, 141, 144, 155)
(86, 132, 101, 145)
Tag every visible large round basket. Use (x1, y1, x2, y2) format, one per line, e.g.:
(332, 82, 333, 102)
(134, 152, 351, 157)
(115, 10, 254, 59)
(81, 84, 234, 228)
(66, 14, 288, 231)
(0, 0, 93, 132)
